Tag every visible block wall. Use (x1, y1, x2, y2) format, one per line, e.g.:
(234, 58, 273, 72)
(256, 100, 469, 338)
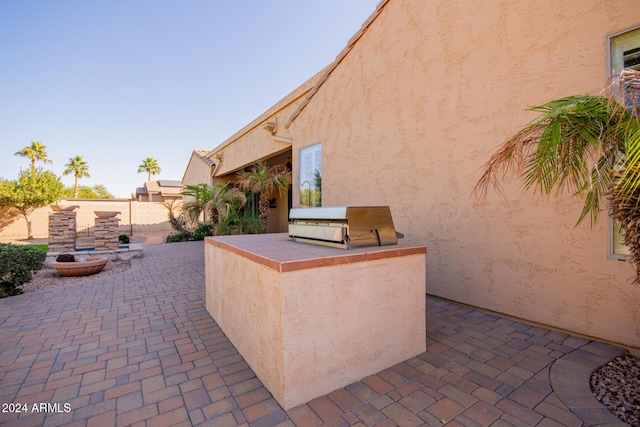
(0, 199, 176, 240)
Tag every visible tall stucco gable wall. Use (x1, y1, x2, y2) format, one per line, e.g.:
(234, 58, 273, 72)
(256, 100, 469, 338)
(287, 0, 640, 348)
(182, 153, 214, 187)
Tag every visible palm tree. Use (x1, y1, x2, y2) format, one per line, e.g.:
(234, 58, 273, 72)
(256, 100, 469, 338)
(236, 160, 290, 231)
(163, 199, 191, 235)
(181, 183, 246, 230)
(473, 68, 640, 281)
(14, 141, 52, 173)
(62, 155, 90, 198)
(138, 157, 161, 182)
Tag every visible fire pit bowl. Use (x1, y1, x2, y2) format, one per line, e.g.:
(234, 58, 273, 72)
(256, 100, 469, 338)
(52, 256, 108, 277)
(50, 204, 79, 212)
(94, 211, 120, 218)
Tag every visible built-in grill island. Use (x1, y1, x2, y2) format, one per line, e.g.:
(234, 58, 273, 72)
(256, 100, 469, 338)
(288, 206, 401, 249)
(205, 205, 425, 410)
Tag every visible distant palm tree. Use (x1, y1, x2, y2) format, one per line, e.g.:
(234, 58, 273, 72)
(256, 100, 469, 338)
(14, 141, 52, 173)
(62, 155, 90, 198)
(138, 157, 161, 182)
(236, 160, 290, 231)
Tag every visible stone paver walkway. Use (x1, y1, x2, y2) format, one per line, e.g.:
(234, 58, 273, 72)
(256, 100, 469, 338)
(0, 241, 628, 426)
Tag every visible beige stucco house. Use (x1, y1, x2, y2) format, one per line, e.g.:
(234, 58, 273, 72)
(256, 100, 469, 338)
(182, 68, 326, 232)
(182, 149, 217, 188)
(133, 180, 184, 203)
(186, 0, 640, 350)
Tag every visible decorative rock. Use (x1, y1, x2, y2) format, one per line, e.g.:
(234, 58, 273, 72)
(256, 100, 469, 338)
(117, 250, 142, 261)
(591, 354, 640, 426)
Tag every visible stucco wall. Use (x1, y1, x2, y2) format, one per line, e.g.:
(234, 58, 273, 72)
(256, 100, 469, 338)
(287, 0, 640, 348)
(0, 199, 174, 240)
(280, 252, 426, 408)
(205, 239, 286, 404)
(205, 234, 426, 409)
(182, 153, 214, 188)
(211, 70, 322, 177)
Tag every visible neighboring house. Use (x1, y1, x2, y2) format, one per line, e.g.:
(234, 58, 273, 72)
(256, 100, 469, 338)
(187, 0, 640, 349)
(133, 180, 184, 203)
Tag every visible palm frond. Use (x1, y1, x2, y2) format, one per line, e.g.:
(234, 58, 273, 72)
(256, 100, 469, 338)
(473, 95, 616, 225)
(474, 68, 640, 282)
(606, 69, 640, 205)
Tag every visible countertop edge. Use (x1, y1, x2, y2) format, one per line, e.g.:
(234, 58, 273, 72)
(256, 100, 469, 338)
(205, 234, 426, 272)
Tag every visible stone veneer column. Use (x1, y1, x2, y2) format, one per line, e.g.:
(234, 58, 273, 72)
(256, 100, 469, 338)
(94, 217, 120, 250)
(48, 211, 77, 253)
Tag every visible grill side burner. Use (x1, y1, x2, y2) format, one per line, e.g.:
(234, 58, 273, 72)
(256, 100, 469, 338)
(288, 206, 399, 249)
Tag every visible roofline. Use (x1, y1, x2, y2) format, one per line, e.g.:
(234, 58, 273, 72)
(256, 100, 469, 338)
(284, 0, 390, 129)
(193, 150, 217, 168)
(181, 149, 217, 183)
(207, 66, 328, 158)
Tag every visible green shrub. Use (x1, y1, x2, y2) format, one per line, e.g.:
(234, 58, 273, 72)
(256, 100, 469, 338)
(191, 223, 214, 240)
(118, 234, 130, 244)
(165, 233, 191, 243)
(217, 215, 240, 235)
(0, 244, 46, 298)
(165, 222, 217, 242)
(240, 213, 265, 234)
(216, 212, 264, 235)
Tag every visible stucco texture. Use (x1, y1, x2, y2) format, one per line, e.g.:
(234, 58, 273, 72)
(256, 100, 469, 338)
(205, 235, 426, 409)
(287, 0, 640, 349)
(205, 239, 286, 400)
(182, 151, 214, 188)
(280, 254, 426, 408)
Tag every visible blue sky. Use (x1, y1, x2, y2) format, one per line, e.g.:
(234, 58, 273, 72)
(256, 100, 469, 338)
(0, 1, 377, 198)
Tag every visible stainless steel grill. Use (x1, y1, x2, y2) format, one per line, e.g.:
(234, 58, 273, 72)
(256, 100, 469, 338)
(288, 206, 400, 249)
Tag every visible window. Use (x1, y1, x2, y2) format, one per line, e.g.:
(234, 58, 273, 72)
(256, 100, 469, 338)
(245, 192, 260, 216)
(299, 143, 322, 207)
(610, 27, 640, 73)
(610, 218, 629, 259)
(609, 27, 640, 259)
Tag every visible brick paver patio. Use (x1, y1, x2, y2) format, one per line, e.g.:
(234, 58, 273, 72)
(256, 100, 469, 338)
(0, 241, 628, 426)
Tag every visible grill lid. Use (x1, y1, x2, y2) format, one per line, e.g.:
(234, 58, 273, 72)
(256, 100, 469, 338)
(288, 206, 399, 249)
